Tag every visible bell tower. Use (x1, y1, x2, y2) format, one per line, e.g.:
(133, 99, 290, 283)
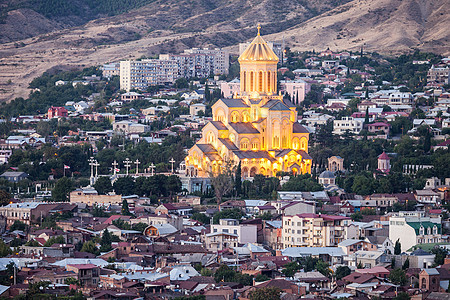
(238, 24, 279, 97)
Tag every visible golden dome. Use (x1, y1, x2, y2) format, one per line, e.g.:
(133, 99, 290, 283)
(238, 25, 279, 63)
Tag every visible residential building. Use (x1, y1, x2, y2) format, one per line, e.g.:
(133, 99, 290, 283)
(190, 103, 206, 117)
(338, 239, 377, 255)
(121, 92, 144, 102)
(415, 189, 441, 205)
(0, 149, 12, 165)
(112, 121, 149, 135)
(427, 65, 450, 84)
(120, 59, 179, 91)
(367, 122, 390, 137)
(281, 213, 356, 248)
(66, 264, 99, 287)
(161, 48, 229, 78)
(211, 219, 257, 244)
(48, 106, 68, 119)
(220, 78, 241, 98)
(333, 117, 363, 135)
(101, 63, 120, 78)
(69, 187, 122, 206)
(388, 93, 413, 105)
(204, 232, 238, 252)
(279, 79, 311, 104)
(389, 211, 442, 252)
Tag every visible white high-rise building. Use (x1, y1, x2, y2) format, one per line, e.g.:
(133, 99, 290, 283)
(120, 59, 179, 92)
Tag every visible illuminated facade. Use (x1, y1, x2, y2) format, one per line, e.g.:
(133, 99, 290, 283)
(185, 26, 312, 178)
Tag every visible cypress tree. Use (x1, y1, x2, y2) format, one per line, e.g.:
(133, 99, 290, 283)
(121, 199, 131, 216)
(100, 228, 112, 252)
(364, 107, 370, 124)
(235, 162, 242, 197)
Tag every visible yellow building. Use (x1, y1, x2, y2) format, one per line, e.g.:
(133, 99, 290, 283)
(186, 26, 312, 178)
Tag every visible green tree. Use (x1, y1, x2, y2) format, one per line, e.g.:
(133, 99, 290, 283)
(93, 177, 113, 195)
(402, 258, 410, 270)
(364, 107, 370, 124)
(191, 212, 210, 224)
(175, 78, 189, 89)
(235, 162, 242, 197)
(0, 240, 12, 257)
(255, 274, 270, 282)
(335, 266, 351, 280)
(281, 261, 301, 277)
(10, 220, 27, 232)
(44, 236, 65, 247)
(214, 265, 236, 282)
(52, 176, 73, 202)
(315, 260, 331, 277)
(394, 292, 411, 300)
(431, 247, 448, 266)
(121, 199, 131, 216)
(210, 161, 235, 205)
(100, 228, 112, 252)
(80, 240, 98, 255)
(0, 190, 11, 206)
(394, 239, 401, 255)
(389, 268, 407, 286)
(113, 176, 135, 196)
(132, 222, 148, 233)
(249, 287, 282, 300)
(212, 208, 244, 224)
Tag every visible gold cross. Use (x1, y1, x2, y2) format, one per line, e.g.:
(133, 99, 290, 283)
(257, 23, 261, 36)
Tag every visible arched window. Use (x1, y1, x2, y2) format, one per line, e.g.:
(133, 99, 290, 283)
(268, 71, 271, 92)
(433, 225, 438, 235)
(229, 133, 236, 143)
(230, 111, 239, 122)
(419, 226, 424, 235)
(207, 131, 215, 144)
(292, 138, 300, 150)
(242, 112, 250, 122)
(258, 71, 263, 92)
(250, 71, 254, 92)
(300, 137, 308, 151)
(427, 227, 431, 235)
(243, 71, 246, 92)
(251, 138, 259, 150)
(240, 138, 249, 150)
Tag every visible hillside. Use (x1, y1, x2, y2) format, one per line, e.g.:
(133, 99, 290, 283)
(0, 0, 448, 102)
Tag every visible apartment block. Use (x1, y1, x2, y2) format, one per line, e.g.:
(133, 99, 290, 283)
(389, 211, 442, 252)
(210, 219, 257, 244)
(282, 214, 356, 248)
(160, 48, 229, 79)
(333, 117, 363, 135)
(120, 59, 179, 92)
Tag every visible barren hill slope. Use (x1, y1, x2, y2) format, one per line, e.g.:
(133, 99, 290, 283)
(262, 0, 450, 54)
(0, 0, 448, 102)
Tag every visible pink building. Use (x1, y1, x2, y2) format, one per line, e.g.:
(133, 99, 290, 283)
(280, 79, 311, 104)
(48, 106, 68, 119)
(220, 79, 240, 98)
(367, 122, 390, 136)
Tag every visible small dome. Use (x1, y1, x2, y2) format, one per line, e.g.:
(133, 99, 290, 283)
(238, 25, 279, 63)
(319, 171, 335, 179)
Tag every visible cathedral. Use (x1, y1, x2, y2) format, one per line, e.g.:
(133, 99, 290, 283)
(185, 26, 312, 178)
